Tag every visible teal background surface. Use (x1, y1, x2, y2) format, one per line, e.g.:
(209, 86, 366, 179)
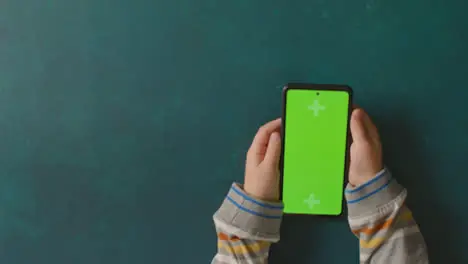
(0, 0, 467, 263)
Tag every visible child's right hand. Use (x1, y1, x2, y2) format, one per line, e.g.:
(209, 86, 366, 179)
(349, 108, 384, 186)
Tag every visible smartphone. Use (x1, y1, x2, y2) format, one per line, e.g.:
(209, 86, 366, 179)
(280, 83, 353, 216)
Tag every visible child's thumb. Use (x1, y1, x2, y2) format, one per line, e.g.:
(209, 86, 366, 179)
(350, 109, 369, 143)
(263, 132, 282, 167)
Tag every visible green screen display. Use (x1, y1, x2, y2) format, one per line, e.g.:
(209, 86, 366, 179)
(282, 89, 350, 215)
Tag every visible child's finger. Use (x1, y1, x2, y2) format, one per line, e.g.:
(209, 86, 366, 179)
(350, 109, 369, 143)
(248, 118, 281, 164)
(263, 132, 282, 167)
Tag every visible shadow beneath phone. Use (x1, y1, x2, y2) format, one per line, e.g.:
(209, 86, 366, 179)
(377, 111, 462, 263)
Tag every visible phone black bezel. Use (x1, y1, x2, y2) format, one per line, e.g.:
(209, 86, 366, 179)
(279, 83, 354, 217)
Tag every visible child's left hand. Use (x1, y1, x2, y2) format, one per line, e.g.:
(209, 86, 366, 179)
(243, 118, 282, 201)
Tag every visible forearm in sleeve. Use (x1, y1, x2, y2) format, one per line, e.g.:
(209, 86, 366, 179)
(345, 169, 429, 264)
(212, 183, 283, 264)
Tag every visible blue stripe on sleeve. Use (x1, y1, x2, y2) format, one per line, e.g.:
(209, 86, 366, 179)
(230, 185, 283, 210)
(345, 169, 387, 194)
(347, 178, 393, 204)
(226, 196, 282, 219)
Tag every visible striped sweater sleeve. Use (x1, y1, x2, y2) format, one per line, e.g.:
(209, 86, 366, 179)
(212, 183, 283, 264)
(345, 169, 429, 263)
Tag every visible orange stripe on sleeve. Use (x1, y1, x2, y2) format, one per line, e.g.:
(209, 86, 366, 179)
(217, 232, 240, 242)
(353, 210, 413, 235)
(217, 241, 270, 254)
